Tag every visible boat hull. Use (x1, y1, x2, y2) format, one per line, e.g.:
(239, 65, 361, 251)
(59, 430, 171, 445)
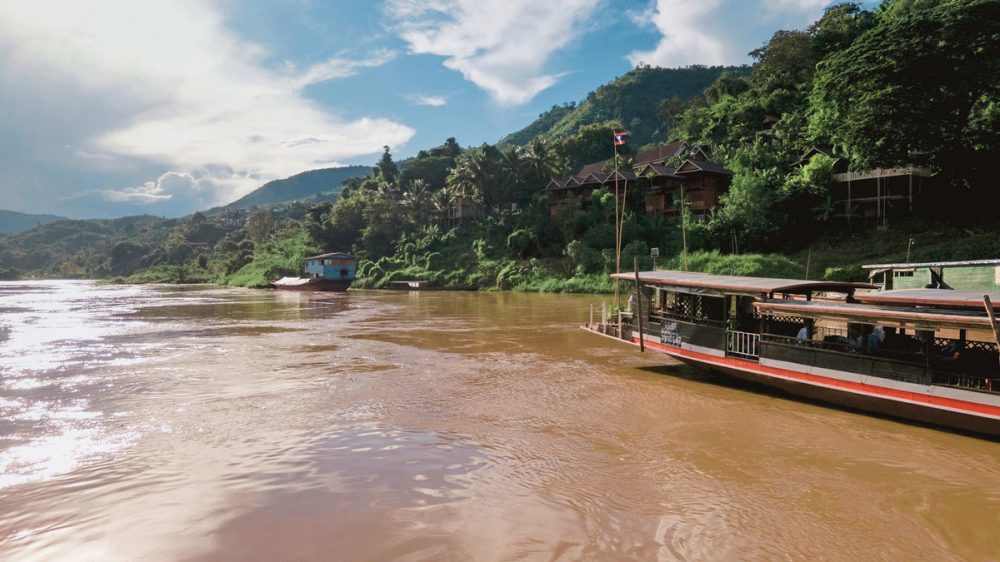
(585, 326, 1000, 438)
(271, 277, 352, 292)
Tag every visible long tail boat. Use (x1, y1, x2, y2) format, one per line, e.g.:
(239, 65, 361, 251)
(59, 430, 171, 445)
(271, 252, 356, 292)
(583, 270, 1000, 437)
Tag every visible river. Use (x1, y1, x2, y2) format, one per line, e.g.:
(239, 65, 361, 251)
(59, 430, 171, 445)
(1, 280, 998, 561)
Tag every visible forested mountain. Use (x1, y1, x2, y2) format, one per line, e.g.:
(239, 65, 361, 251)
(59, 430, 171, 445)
(0, 210, 66, 235)
(498, 65, 749, 149)
(221, 165, 370, 210)
(0, 215, 177, 277)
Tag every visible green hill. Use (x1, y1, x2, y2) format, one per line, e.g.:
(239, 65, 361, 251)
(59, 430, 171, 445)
(498, 65, 749, 148)
(222, 165, 370, 210)
(0, 210, 66, 235)
(0, 215, 177, 277)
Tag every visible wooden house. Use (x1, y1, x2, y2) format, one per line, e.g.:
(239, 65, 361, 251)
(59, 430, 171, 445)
(544, 141, 732, 220)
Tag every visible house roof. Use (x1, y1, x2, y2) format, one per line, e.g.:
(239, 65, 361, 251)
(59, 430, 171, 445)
(635, 162, 684, 179)
(634, 141, 687, 166)
(607, 169, 637, 181)
(306, 252, 355, 260)
(575, 161, 608, 177)
(855, 289, 1000, 311)
(580, 172, 608, 185)
(674, 158, 733, 176)
(608, 270, 876, 296)
(792, 146, 846, 167)
(754, 299, 994, 331)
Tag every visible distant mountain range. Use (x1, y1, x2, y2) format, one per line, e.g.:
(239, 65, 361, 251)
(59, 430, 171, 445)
(220, 165, 370, 211)
(0, 210, 66, 235)
(499, 65, 749, 149)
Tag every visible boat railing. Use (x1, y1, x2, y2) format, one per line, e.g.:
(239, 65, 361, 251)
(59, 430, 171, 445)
(650, 310, 726, 329)
(726, 330, 760, 360)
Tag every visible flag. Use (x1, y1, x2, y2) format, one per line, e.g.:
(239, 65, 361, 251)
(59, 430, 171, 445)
(613, 131, 628, 146)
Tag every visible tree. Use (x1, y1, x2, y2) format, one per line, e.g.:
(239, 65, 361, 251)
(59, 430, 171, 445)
(808, 0, 1000, 178)
(375, 145, 398, 185)
(245, 210, 274, 244)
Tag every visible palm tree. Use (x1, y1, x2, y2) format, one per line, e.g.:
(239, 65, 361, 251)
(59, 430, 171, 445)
(431, 187, 455, 228)
(403, 179, 435, 224)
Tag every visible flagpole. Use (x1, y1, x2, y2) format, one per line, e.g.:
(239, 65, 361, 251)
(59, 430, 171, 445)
(613, 136, 621, 309)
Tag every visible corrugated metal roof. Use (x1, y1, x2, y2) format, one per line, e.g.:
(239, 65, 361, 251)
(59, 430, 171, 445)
(862, 259, 1000, 269)
(856, 289, 1000, 310)
(306, 252, 355, 260)
(609, 270, 876, 294)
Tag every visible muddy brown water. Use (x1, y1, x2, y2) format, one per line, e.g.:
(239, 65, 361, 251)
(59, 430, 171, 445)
(1, 281, 998, 561)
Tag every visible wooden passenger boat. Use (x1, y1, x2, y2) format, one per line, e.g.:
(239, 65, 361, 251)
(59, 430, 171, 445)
(272, 252, 355, 292)
(583, 270, 1000, 437)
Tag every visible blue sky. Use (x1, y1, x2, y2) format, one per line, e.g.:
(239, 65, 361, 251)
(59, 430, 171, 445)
(0, 0, 838, 219)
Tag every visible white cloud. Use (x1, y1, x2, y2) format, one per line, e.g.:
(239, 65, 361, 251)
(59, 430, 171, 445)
(97, 171, 205, 204)
(74, 150, 115, 162)
(0, 1, 414, 211)
(385, 0, 602, 106)
(407, 94, 447, 107)
(287, 49, 398, 89)
(627, 0, 832, 68)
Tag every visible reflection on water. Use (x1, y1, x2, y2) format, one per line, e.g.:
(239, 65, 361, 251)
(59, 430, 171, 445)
(1, 281, 1000, 560)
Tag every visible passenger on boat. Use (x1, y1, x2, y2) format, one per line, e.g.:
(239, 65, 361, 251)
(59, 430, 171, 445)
(797, 324, 809, 344)
(936, 340, 962, 363)
(868, 325, 885, 352)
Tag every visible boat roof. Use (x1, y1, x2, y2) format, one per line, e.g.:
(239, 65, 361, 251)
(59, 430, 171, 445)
(856, 289, 1000, 310)
(610, 270, 877, 296)
(754, 299, 993, 331)
(305, 252, 355, 260)
(862, 259, 1000, 269)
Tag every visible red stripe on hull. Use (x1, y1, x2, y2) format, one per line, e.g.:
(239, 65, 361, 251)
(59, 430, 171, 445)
(623, 335, 1000, 437)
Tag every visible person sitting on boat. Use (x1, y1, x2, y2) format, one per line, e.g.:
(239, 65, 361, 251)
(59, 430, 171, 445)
(796, 324, 809, 344)
(936, 339, 962, 364)
(868, 325, 886, 353)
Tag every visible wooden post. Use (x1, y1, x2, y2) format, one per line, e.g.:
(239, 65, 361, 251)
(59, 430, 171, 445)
(634, 257, 644, 352)
(984, 295, 1000, 367)
(908, 170, 913, 213)
(589, 304, 594, 329)
(847, 178, 851, 230)
(680, 185, 688, 271)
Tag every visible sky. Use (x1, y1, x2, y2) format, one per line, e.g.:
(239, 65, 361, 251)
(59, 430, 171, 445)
(0, 0, 837, 219)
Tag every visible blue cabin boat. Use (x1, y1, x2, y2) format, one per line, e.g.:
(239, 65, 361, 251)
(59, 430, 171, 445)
(272, 252, 356, 292)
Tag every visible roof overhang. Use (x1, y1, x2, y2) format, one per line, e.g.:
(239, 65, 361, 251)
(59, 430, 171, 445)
(610, 270, 877, 296)
(754, 300, 992, 331)
(856, 289, 1000, 311)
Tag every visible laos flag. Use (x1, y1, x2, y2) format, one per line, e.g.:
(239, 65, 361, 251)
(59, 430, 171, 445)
(613, 131, 628, 146)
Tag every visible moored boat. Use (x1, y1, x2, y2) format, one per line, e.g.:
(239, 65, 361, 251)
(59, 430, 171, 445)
(272, 252, 356, 292)
(583, 270, 1000, 437)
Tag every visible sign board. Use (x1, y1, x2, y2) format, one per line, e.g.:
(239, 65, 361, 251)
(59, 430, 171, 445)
(832, 167, 933, 182)
(661, 322, 682, 347)
(650, 247, 659, 258)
